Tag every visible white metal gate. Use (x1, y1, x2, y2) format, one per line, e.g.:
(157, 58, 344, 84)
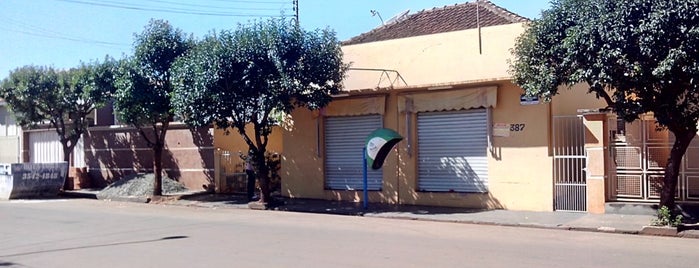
(552, 116, 587, 212)
(29, 130, 63, 163)
(28, 130, 85, 166)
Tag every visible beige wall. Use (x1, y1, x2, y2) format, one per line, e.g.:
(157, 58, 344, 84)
(0, 136, 19, 163)
(280, 21, 623, 211)
(342, 23, 526, 90)
(552, 84, 609, 116)
(214, 125, 284, 154)
(281, 81, 556, 211)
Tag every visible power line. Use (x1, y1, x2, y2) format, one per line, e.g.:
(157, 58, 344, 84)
(0, 15, 129, 48)
(54, 0, 291, 17)
(0, 25, 128, 48)
(142, 0, 289, 10)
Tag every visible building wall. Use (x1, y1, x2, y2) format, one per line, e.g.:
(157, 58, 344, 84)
(281, 81, 557, 211)
(0, 106, 20, 163)
(0, 136, 19, 163)
(213, 125, 284, 155)
(342, 23, 526, 90)
(552, 84, 609, 116)
(84, 124, 214, 189)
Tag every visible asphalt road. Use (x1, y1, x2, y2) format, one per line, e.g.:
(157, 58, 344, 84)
(1, 199, 697, 268)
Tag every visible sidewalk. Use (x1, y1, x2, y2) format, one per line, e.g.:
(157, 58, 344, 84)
(63, 190, 699, 239)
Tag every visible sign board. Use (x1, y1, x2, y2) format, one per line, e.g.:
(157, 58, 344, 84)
(365, 128, 403, 170)
(0, 162, 68, 200)
(493, 123, 510, 137)
(520, 95, 540, 105)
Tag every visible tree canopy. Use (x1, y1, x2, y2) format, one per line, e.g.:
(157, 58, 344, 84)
(113, 19, 194, 196)
(0, 59, 115, 164)
(172, 18, 347, 204)
(511, 0, 699, 209)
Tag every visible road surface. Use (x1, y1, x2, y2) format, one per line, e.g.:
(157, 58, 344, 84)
(0, 199, 696, 267)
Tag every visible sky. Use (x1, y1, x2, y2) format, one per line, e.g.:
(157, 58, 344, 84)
(0, 0, 551, 79)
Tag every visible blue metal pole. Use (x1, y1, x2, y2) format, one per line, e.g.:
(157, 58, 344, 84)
(363, 146, 368, 210)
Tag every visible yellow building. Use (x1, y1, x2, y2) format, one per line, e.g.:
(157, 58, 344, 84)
(279, 1, 699, 212)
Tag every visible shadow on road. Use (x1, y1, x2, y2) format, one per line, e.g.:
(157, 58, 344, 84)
(0, 236, 188, 258)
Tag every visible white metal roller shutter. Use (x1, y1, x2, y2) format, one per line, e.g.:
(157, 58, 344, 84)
(417, 109, 488, 192)
(325, 115, 383, 190)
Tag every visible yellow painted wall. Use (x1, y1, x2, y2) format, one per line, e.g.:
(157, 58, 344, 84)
(279, 21, 625, 211)
(487, 83, 552, 211)
(213, 124, 284, 174)
(214, 125, 284, 154)
(281, 81, 556, 211)
(552, 84, 609, 116)
(342, 23, 526, 90)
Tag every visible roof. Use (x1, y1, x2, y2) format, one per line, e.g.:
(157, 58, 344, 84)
(343, 0, 528, 45)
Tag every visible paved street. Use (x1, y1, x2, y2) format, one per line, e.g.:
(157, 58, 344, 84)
(1, 199, 697, 268)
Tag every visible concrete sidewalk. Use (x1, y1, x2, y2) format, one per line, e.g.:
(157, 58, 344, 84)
(62, 190, 699, 239)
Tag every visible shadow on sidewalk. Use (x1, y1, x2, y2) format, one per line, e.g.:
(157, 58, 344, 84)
(177, 192, 485, 216)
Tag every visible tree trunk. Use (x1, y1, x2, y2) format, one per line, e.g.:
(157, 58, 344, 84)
(61, 143, 72, 190)
(255, 150, 271, 204)
(660, 129, 695, 210)
(153, 143, 164, 196)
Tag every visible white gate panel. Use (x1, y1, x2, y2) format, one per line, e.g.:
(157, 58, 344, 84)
(29, 131, 63, 163)
(552, 116, 587, 212)
(73, 136, 86, 167)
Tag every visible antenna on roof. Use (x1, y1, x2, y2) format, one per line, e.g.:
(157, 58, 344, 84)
(370, 10, 384, 25)
(384, 9, 410, 25)
(476, 0, 482, 55)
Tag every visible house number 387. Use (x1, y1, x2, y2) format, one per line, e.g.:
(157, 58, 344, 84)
(510, 124, 525, 132)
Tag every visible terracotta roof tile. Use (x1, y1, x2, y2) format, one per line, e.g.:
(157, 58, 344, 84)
(343, 0, 528, 45)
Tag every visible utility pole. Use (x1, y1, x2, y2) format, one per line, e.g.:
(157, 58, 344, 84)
(293, 0, 299, 25)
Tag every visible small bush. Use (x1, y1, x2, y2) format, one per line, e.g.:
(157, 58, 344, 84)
(652, 206, 683, 227)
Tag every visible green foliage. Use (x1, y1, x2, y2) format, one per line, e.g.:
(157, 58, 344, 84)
(172, 18, 346, 135)
(112, 19, 194, 196)
(652, 206, 683, 227)
(511, 0, 699, 129)
(510, 0, 699, 208)
(172, 18, 346, 202)
(114, 19, 194, 130)
(0, 59, 116, 160)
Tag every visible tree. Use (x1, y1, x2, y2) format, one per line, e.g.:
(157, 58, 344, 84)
(510, 0, 699, 210)
(172, 18, 347, 205)
(0, 60, 115, 179)
(113, 19, 193, 196)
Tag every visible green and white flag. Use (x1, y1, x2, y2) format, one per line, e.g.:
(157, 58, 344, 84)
(365, 128, 403, 170)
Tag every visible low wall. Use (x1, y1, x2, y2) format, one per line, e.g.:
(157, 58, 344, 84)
(84, 125, 215, 190)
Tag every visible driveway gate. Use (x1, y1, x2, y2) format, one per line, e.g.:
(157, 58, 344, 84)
(610, 117, 699, 202)
(552, 116, 587, 212)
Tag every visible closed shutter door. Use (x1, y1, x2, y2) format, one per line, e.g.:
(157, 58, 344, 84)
(417, 109, 488, 192)
(325, 115, 383, 190)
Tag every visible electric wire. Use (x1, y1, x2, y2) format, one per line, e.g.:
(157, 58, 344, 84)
(0, 15, 129, 48)
(54, 0, 291, 17)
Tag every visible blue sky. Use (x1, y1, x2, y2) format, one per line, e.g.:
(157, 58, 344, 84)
(0, 0, 551, 79)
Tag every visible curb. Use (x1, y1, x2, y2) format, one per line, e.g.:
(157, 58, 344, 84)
(364, 214, 642, 236)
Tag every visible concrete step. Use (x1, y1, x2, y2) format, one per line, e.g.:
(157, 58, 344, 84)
(605, 202, 656, 216)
